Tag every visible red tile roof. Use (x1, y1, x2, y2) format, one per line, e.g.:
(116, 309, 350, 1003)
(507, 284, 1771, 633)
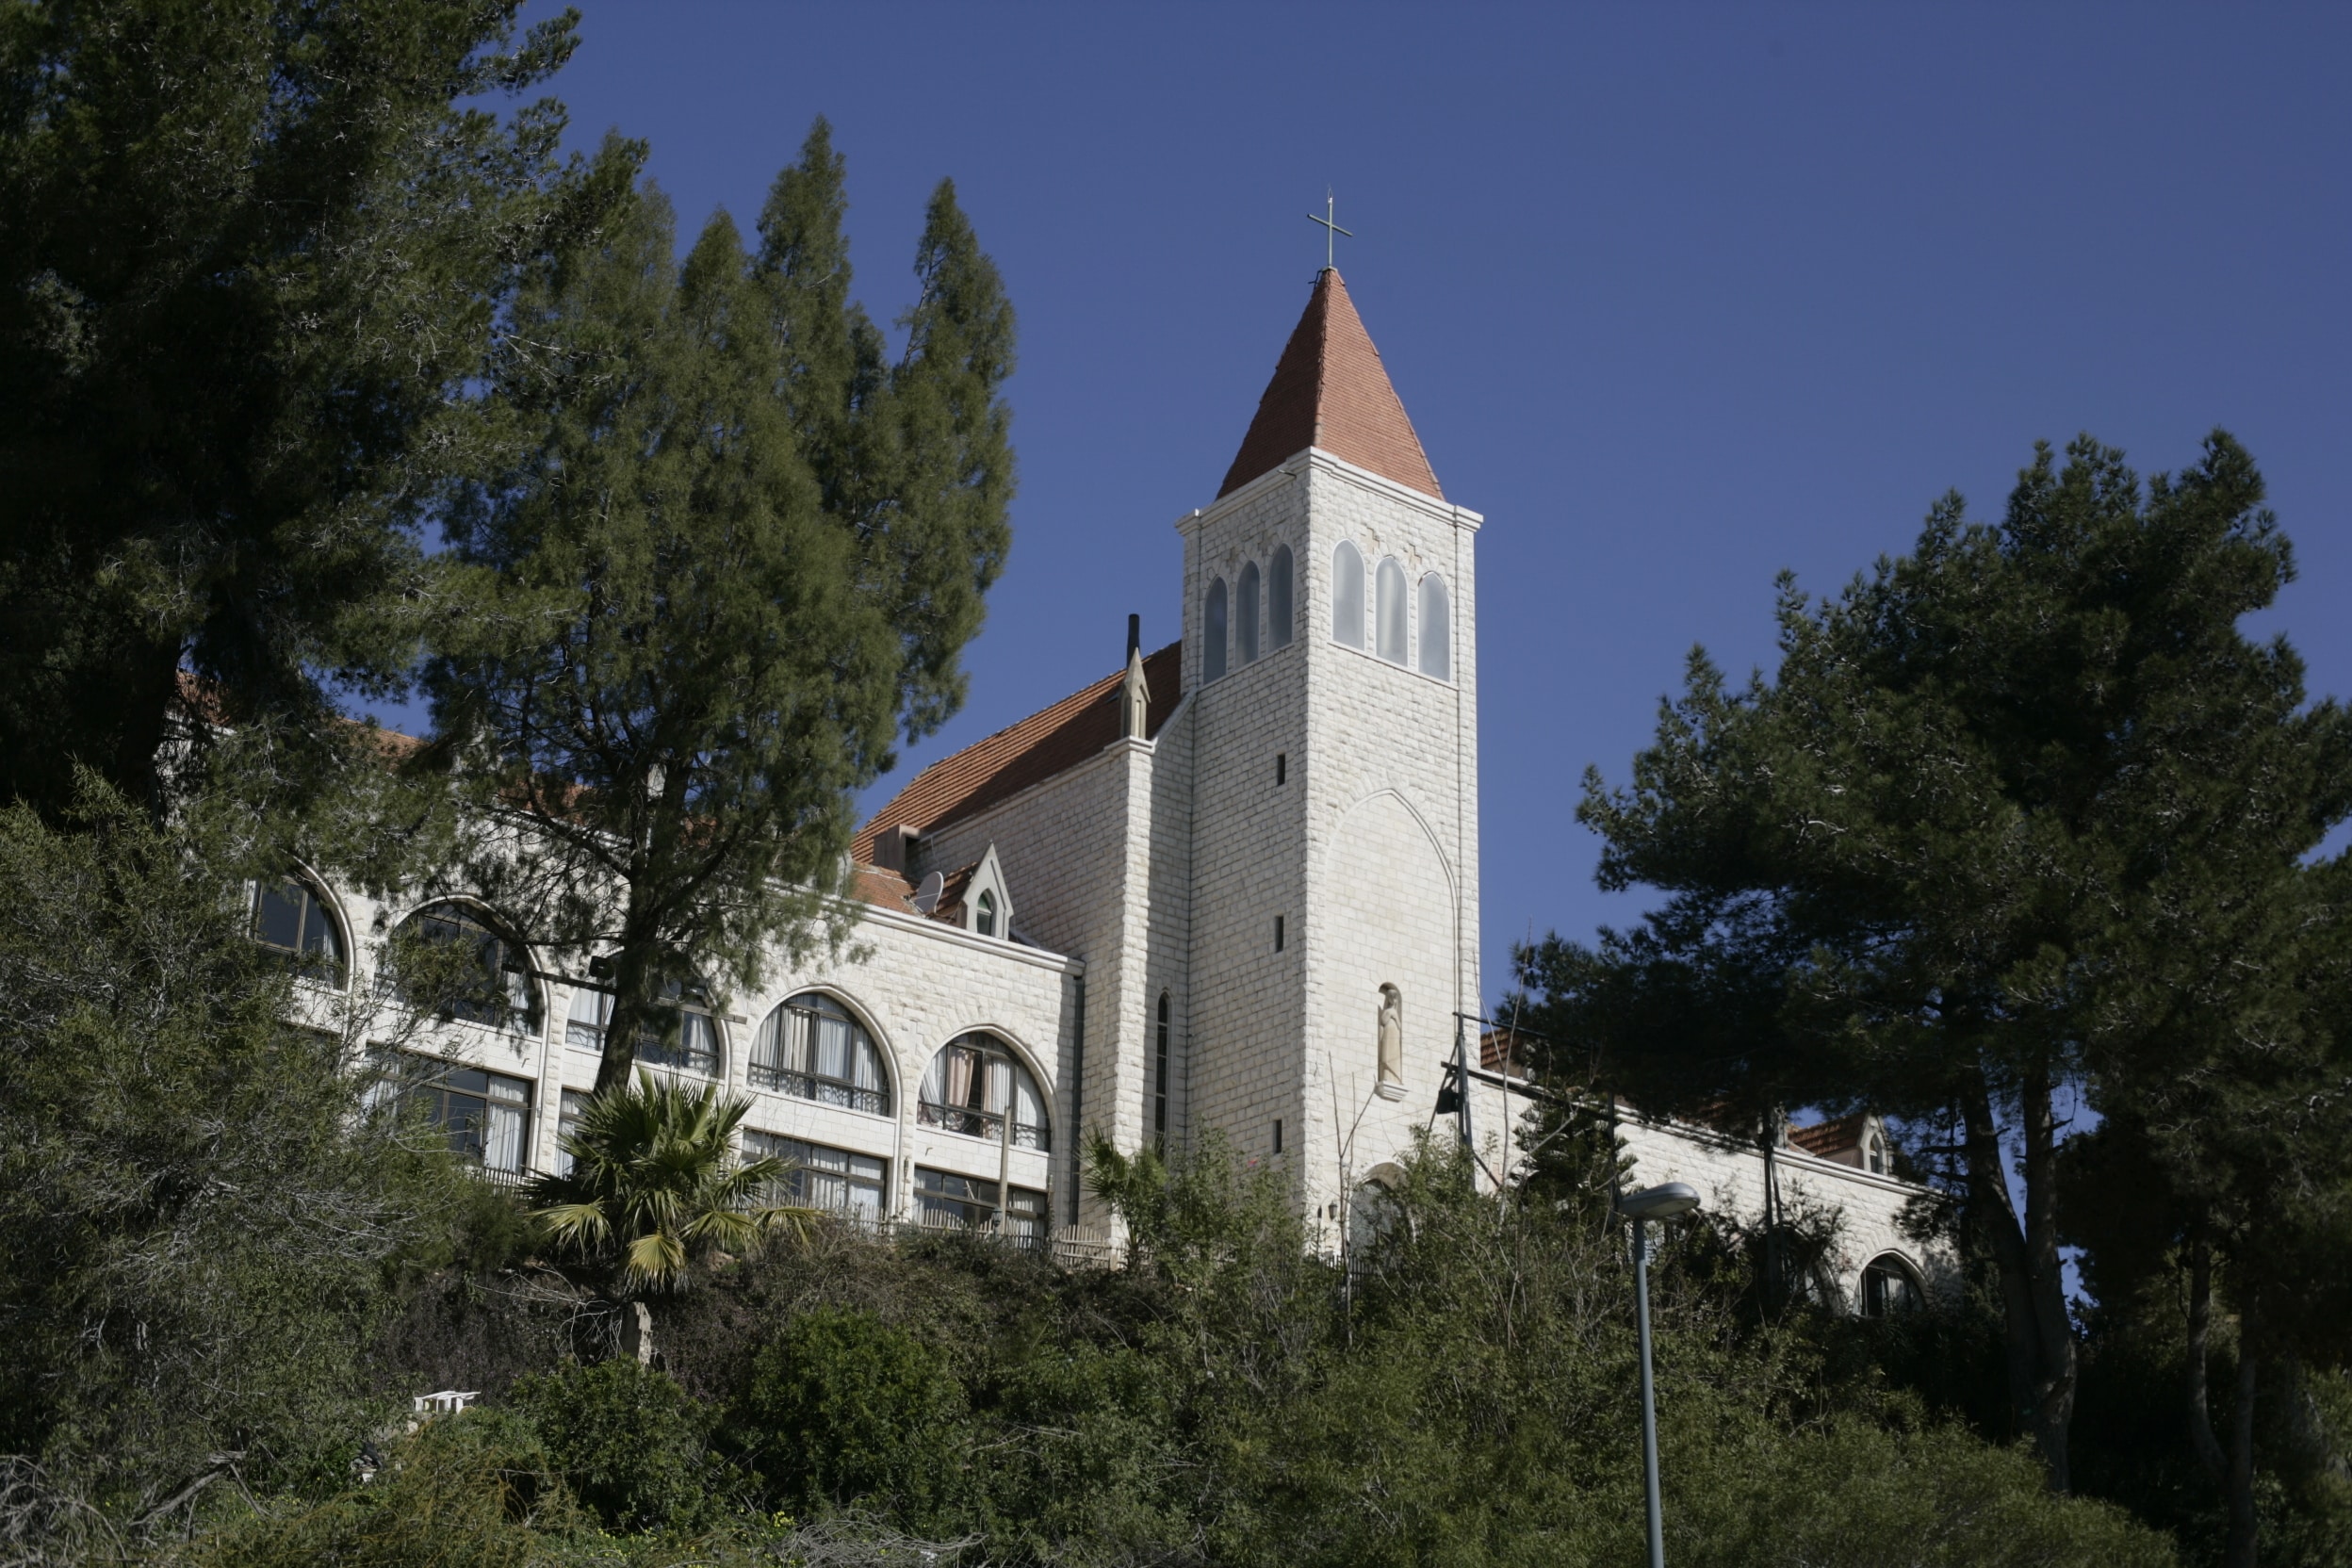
(1788, 1113, 1866, 1159)
(853, 641, 1183, 864)
(1218, 269, 1442, 501)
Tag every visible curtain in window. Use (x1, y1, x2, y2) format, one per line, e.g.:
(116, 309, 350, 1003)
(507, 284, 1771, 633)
(482, 1076, 527, 1172)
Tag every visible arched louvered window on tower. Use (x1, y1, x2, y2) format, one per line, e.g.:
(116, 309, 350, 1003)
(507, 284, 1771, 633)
(1204, 577, 1229, 681)
(1376, 557, 1408, 664)
(1237, 562, 1261, 664)
(1331, 542, 1364, 648)
(1417, 573, 1450, 679)
(1269, 545, 1294, 648)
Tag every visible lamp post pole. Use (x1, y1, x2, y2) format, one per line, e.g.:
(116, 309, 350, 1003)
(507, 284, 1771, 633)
(1632, 1213, 1665, 1568)
(1617, 1181, 1700, 1568)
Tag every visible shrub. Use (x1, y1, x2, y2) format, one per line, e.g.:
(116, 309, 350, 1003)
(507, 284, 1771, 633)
(509, 1359, 713, 1531)
(730, 1308, 969, 1527)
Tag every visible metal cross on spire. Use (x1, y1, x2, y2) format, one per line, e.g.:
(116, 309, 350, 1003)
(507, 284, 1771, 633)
(1307, 188, 1353, 271)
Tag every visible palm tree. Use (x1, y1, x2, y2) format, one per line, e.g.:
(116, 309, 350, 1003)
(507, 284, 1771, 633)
(531, 1071, 812, 1320)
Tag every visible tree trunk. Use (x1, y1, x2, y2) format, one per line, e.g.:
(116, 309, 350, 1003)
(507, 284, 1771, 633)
(1961, 1062, 2078, 1489)
(594, 932, 658, 1093)
(2187, 1235, 2229, 1479)
(2226, 1303, 2260, 1568)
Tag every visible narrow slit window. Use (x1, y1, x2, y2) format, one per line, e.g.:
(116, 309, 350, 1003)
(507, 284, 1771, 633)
(1274, 915, 1285, 952)
(1269, 545, 1294, 648)
(1331, 542, 1364, 648)
(1237, 562, 1261, 664)
(1153, 991, 1171, 1151)
(1275, 753, 1286, 786)
(1417, 573, 1450, 679)
(1204, 577, 1229, 681)
(1376, 557, 1408, 664)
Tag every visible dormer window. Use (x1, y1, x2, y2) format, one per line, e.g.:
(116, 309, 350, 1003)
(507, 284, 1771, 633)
(975, 889, 997, 937)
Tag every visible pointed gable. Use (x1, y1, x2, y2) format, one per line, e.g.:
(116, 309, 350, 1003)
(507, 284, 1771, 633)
(854, 642, 1184, 867)
(1217, 269, 1442, 501)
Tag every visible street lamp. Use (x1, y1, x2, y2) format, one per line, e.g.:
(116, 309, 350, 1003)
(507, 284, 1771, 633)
(1618, 1181, 1702, 1568)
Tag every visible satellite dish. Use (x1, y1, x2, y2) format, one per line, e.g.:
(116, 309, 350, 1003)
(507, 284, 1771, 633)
(913, 871, 945, 914)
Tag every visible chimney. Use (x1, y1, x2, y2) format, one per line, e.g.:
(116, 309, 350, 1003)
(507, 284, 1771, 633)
(873, 823, 920, 874)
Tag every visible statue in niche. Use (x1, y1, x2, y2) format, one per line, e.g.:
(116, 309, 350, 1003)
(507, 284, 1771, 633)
(1376, 984, 1404, 1087)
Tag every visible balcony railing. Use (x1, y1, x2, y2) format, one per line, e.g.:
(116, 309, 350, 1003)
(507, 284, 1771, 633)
(751, 1065, 890, 1116)
(916, 1100, 1049, 1150)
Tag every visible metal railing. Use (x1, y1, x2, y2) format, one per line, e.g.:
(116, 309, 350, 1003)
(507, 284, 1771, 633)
(915, 1100, 1050, 1150)
(751, 1065, 890, 1116)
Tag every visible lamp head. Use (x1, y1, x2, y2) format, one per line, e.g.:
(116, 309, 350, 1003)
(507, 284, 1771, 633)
(1617, 1182, 1702, 1222)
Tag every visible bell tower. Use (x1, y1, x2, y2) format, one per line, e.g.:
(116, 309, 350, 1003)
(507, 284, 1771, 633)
(1172, 267, 1482, 1217)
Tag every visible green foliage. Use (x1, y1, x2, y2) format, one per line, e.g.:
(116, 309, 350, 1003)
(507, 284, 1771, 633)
(1520, 432, 2352, 1496)
(0, 781, 466, 1524)
(509, 1360, 714, 1533)
(0, 0, 618, 821)
(175, 1408, 579, 1568)
(530, 1073, 807, 1295)
(729, 1309, 969, 1526)
(427, 120, 1017, 1089)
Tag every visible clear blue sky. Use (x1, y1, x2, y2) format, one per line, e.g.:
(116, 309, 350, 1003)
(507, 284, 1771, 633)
(501, 2, 2351, 1008)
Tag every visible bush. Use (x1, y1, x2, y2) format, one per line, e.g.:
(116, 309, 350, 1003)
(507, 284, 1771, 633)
(509, 1359, 713, 1531)
(729, 1308, 969, 1527)
(172, 1407, 579, 1568)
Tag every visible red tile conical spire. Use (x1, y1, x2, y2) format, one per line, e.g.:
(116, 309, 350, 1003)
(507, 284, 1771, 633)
(1217, 268, 1442, 500)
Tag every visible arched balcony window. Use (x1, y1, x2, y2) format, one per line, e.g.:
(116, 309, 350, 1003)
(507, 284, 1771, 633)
(1269, 545, 1294, 648)
(250, 875, 345, 981)
(1862, 1253, 1926, 1316)
(919, 1032, 1051, 1151)
(1237, 561, 1261, 665)
(1331, 541, 1364, 648)
(1375, 557, 1408, 664)
(1417, 574, 1450, 679)
(1203, 577, 1229, 681)
(749, 991, 890, 1115)
(389, 902, 539, 1032)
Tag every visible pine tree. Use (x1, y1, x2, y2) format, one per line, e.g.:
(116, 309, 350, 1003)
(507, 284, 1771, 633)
(428, 123, 1015, 1090)
(0, 0, 615, 820)
(1520, 433, 2352, 1491)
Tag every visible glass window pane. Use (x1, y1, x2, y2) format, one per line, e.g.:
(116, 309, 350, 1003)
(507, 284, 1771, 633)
(1331, 543, 1365, 647)
(1204, 578, 1228, 681)
(1376, 558, 1408, 663)
(1237, 563, 1261, 664)
(1269, 546, 1294, 648)
(1417, 574, 1449, 679)
(253, 880, 305, 951)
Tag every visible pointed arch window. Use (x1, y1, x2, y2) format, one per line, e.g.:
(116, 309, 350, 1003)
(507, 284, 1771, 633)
(752, 991, 890, 1114)
(1237, 562, 1261, 665)
(1153, 991, 1172, 1151)
(975, 889, 998, 937)
(1375, 557, 1408, 664)
(1203, 577, 1229, 681)
(1331, 542, 1364, 648)
(1862, 1253, 1925, 1315)
(1269, 545, 1294, 648)
(1417, 573, 1450, 679)
(920, 1032, 1051, 1151)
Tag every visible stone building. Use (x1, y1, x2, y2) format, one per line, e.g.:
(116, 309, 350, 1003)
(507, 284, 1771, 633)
(265, 267, 1952, 1311)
